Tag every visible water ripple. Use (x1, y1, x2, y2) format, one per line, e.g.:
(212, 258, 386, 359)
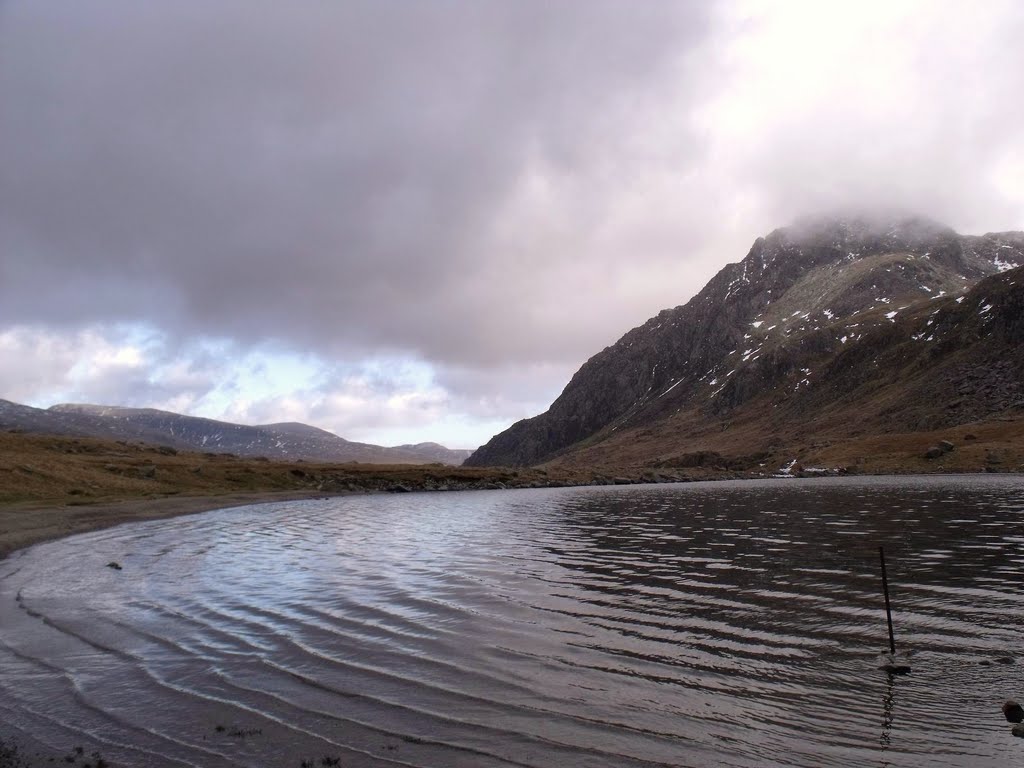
(2, 475, 1023, 767)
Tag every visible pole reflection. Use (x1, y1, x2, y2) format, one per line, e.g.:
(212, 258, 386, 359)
(880, 670, 899, 765)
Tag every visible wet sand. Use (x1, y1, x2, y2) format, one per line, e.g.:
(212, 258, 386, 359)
(0, 490, 343, 562)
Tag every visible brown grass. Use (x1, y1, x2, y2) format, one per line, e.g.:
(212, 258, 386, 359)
(550, 404, 1024, 476)
(0, 431, 555, 505)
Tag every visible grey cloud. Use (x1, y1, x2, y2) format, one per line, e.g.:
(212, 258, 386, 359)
(0, 1, 710, 368)
(0, 329, 83, 403)
(432, 362, 575, 419)
(220, 359, 569, 442)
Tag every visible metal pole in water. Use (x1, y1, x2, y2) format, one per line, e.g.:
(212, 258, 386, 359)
(879, 545, 896, 655)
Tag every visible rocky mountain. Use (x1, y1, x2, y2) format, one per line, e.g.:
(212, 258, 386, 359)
(466, 214, 1024, 470)
(0, 402, 472, 465)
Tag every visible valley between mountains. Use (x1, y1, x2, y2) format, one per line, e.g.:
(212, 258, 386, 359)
(4, 214, 1023, 505)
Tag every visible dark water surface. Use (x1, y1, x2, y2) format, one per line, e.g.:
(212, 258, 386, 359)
(2, 476, 1023, 767)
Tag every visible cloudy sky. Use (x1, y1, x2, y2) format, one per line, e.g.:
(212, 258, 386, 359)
(2, 1, 1023, 448)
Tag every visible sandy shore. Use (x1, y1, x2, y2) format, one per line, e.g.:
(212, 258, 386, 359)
(0, 490, 342, 562)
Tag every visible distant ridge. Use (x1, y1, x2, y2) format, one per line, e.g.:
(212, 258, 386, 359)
(0, 401, 472, 465)
(466, 214, 1024, 470)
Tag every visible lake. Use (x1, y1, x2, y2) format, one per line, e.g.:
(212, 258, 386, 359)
(1, 475, 1023, 767)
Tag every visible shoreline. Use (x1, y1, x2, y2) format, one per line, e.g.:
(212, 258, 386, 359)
(3, 426, 1020, 570)
(4, 469, 1021, 566)
(0, 490, 348, 564)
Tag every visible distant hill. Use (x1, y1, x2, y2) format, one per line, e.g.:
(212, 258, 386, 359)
(0, 402, 472, 465)
(466, 214, 1024, 471)
(393, 442, 477, 464)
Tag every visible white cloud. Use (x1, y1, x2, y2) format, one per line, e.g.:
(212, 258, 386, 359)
(698, 0, 1024, 232)
(0, 324, 547, 446)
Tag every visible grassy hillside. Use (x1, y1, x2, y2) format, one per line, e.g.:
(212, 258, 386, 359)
(0, 430, 586, 508)
(549, 409, 1024, 476)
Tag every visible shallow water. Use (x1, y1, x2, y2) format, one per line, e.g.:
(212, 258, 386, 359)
(2, 475, 1023, 767)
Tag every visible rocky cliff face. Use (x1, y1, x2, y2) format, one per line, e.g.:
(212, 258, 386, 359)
(466, 215, 1024, 468)
(1, 403, 471, 465)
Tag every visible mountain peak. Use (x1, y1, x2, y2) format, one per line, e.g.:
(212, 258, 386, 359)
(466, 215, 1024, 468)
(781, 211, 954, 249)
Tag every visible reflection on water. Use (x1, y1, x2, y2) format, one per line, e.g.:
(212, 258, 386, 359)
(1, 475, 1023, 767)
(881, 672, 897, 750)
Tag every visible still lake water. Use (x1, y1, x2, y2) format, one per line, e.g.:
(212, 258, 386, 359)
(1, 476, 1023, 767)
